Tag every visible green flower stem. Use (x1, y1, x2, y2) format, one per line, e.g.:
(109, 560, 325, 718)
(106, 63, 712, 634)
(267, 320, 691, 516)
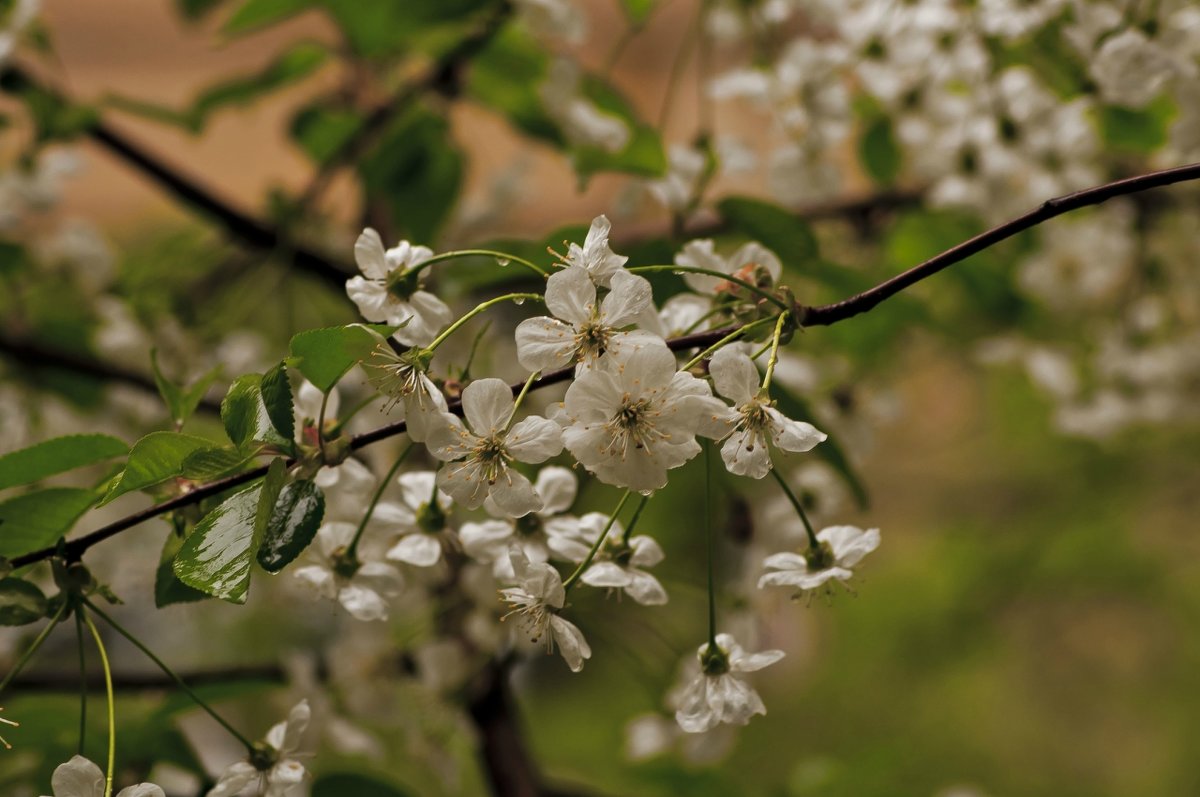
(405, 249, 548, 279)
(621, 493, 652, 544)
(681, 315, 780, 371)
(769, 466, 820, 550)
(705, 444, 717, 648)
(75, 610, 88, 756)
(0, 599, 67, 696)
(317, 390, 331, 447)
(760, 311, 790, 392)
(563, 490, 633, 592)
(505, 371, 541, 429)
(81, 608, 114, 797)
(328, 393, 382, 436)
(424, 292, 544, 353)
(83, 599, 256, 753)
(628, 265, 790, 310)
(346, 444, 415, 560)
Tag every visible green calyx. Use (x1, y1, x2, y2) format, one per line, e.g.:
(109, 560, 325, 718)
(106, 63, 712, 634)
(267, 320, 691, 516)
(331, 547, 360, 579)
(700, 641, 730, 676)
(416, 500, 447, 535)
(806, 540, 835, 571)
(514, 512, 542, 537)
(249, 741, 276, 771)
(385, 268, 421, 301)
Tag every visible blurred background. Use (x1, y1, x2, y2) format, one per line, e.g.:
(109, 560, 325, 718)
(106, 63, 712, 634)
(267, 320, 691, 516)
(2, 1, 1200, 796)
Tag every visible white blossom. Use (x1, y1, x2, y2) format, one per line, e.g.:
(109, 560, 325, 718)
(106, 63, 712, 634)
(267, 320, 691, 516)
(559, 341, 731, 491)
(426, 378, 564, 516)
(708, 346, 826, 479)
(674, 238, 782, 295)
(41, 756, 163, 797)
(1090, 28, 1179, 108)
(500, 547, 591, 672)
(360, 339, 448, 443)
(460, 466, 582, 577)
(560, 214, 629, 287)
(346, 228, 453, 348)
(554, 512, 669, 605)
(758, 525, 881, 594)
(540, 59, 630, 154)
(645, 144, 707, 213)
(516, 266, 657, 372)
(976, 0, 1068, 42)
(380, 471, 455, 567)
(293, 521, 403, 621)
(208, 701, 311, 797)
(674, 633, 784, 733)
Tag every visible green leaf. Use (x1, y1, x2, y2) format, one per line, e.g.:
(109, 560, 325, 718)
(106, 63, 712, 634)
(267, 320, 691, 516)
(771, 386, 869, 510)
(0, 488, 98, 557)
(155, 532, 210, 607)
(254, 458, 289, 551)
(0, 577, 48, 625)
(221, 374, 291, 450)
(359, 108, 463, 242)
(321, 0, 491, 59)
(152, 351, 221, 427)
(172, 485, 263, 604)
(466, 27, 563, 146)
(571, 75, 666, 182)
(256, 479, 324, 572)
(312, 774, 414, 797)
(288, 324, 390, 393)
(224, 0, 317, 34)
(101, 432, 213, 506)
(1099, 94, 1175, 155)
(619, 0, 657, 23)
(717, 196, 820, 264)
(0, 434, 127, 492)
(177, 0, 226, 19)
(180, 446, 261, 481)
(261, 362, 295, 444)
(290, 104, 362, 164)
(859, 114, 901, 185)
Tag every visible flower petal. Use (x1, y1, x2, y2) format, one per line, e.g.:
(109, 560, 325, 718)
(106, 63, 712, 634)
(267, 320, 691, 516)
(462, 378, 515, 436)
(515, 316, 577, 372)
(550, 614, 591, 672)
(507, 415, 565, 463)
(488, 469, 543, 517)
(386, 534, 442, 567)
(534, 466, 577, 515)
(354, 228, 390, 280)
(599, 270, 653, 327)
(767, 409, 827, 453)
(51, 755, 106, 797)
(709, 346, 760, 405)
(544, 264, 596, 324)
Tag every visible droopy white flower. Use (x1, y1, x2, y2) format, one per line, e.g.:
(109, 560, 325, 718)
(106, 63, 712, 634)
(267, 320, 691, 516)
(516, 266, 658, 371)
(758, 525, 881, 594)
(500, 547, 591, 672)
(559, 214, 629, 287)
(555, 512, 669, 605)
(460, 466, 582, 577)
(380, 471, 455, 567)
(208, 701, 311, 797)
(709, 347, 826, 479)
(360, 340, 448, 443)
(346, 228, 453, 347)
(41, 756, 164, 797)
(426, 379, 564, 516)
(674, 633, 784, 733)
(675, 239, 782, 295)
(560, 341, 731, 491)
(293, 522, 403, 621)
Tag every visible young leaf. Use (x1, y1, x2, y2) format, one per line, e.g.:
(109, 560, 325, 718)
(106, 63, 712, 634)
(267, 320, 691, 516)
(0, 577, 48, 625)
(101, 432, 213, 506)
(221, 374, 291, 450)
(151, 350, 221, 427)
(717, 196, 820, 264)
(859, 114, 901, 185)
(155, 532, 210, 608)
(0, 434, 127, 492)
(0, 487, 98, 557)
(254, 458, 289, 551)
(180, 446, 262, 481)
(172, 484, 263, 604)
(288, 324, 391, 393)
(256, 479, 324, 572)
(260, 361, 295, 443)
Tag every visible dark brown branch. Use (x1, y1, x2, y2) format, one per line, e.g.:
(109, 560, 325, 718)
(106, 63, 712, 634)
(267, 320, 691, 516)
(0, 335, 221, 414)
(802, 161, 1200, 326)
(10, 664, 286, 692)
(12, 163, 1200, 571)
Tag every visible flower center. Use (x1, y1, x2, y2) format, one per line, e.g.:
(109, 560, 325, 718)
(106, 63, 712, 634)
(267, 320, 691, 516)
(384, 268, 420, 302)
(806, 540, 835, 571)
(515, 513, 543, 537)
(602, 395, 671, 458)
(472, 435, 511, 485)
(416, 501, 447, 534)
(700, 642, 730, 676)
(575, 320, 611, 360)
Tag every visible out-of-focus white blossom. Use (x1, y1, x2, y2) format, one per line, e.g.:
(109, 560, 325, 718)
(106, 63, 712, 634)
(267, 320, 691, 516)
(500, 547, 591, 671)
(208, 701, 311, 797)
(346, 228, 452, 348)
(41, 755, 164, 797)
(674, 632, 784, 733)
(540, 59, 630, 154)
(758, 525, 881, 594)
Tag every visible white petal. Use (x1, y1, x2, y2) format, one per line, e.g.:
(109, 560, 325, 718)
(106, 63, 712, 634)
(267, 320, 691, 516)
(599, 271, 653, 328)
(544, 265, 596, 324)
(730, 648, 785, 673)
(721, 427, 771, 479)
(506, 415, 564, 463)
(462, 378, 515, 436)
(338, 583, 391, 621)
(488, 469, 543, 517)
(676, 239, 729, 293)
(580, 561, 631, 589)
(437, 459, 492, 509)
(425, 412, 473, 462)
(533, 466, 577, 515)
(731, 241, 782, 285)
(767, 409, 827, 453)
(293, 564, 338, 600)
(205, 762, 259, 797)
(345, 276, 392, 322)
(550, 614, 591, 672)
(116, 786, 166, 797)
(460, 519, 515, 560)
(397, 470, 443, 511)
(629, 535, 664, 567)
(386, 534, 443, 566)
(624, 569, 669, 605)
(354, 228, 390, 279)
(51, 755, 105, 797)
(515, 316, 577, 372)
(674, 675, 718, 733)
(819, 525, 881, 567)
(709, 346, 760, 405)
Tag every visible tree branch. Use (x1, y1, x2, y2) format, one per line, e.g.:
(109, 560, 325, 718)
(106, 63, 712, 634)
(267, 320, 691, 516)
(9, 664, 287, 692)
(10, 163, 1200, 571)
(0, 334, 221, 414)
(802, 161, 1200, 326)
